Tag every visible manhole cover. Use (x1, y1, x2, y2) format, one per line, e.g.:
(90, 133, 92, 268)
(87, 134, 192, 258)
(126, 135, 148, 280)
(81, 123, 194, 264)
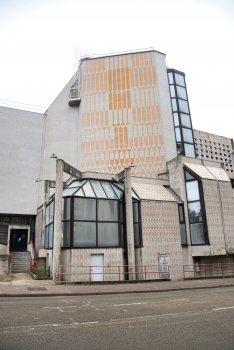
(27, 287, 47, 291)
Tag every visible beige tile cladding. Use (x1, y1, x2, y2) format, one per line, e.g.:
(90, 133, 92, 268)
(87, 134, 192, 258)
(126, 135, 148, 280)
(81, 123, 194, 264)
(202, 180, 226, 253)
(140, 201, 183, 281)
(71, 248, 124, 282)
(184, 163, 215, 180)
(80, 51, 171, 178)
(132, 183, 176, 201)
(219, 181, 234, 253)
(206, 166, 230, 182)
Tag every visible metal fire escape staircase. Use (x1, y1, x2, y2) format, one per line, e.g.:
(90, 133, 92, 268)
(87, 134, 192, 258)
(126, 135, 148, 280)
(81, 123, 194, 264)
(68, 79, 81, 106)
(68, 46, 82, 106)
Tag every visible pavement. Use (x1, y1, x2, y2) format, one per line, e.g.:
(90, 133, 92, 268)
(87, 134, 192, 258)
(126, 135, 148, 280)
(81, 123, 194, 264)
(1, 273, 234, 297)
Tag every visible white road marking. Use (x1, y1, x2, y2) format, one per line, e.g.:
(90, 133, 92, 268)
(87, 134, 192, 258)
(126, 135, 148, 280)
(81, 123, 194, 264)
(43, 306, 76, 313)
(81, 302, 104, 310)
(213, 306, 234, 311)
(170, 298, 189, 301)
(0, 321, 99, 332)
(91, 306, 105, 310)
(114, 302, 148, 306)
(110, 311, 200, 322)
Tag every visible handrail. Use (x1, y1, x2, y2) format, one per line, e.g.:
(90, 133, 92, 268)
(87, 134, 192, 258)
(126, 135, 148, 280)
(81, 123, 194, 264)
(27, 241, 35, 260)
(57, 264, 170, 282)
(183, 263, 234, 279)
(30, 259, 37, 276)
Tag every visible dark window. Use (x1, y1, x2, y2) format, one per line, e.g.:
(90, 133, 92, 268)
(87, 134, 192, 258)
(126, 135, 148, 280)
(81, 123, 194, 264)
(179, 205, 187, 245)
(0, 225, 8, 245)
(61, 182, 142, 249)
(45, 201, 54, 249)
(185, 171, 208, 245)
(133, 201, 142, 247)
(167, 69, 196, 158)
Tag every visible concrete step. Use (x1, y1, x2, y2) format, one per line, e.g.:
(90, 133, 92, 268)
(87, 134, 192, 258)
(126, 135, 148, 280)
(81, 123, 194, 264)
(11, 252, 31, 273)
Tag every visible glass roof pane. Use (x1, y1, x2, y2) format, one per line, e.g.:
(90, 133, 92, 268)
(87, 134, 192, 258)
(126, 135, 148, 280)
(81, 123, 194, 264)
(83, 181, 96, 197)
(101, 182, 118, 199)
(114, 182, 125, 191)
(112, 184, 123, 198)
(74, 188, 85, 197)
(62, 188, 79, 196)
(132, 189, 140, 200)
(164, 187, 183, 204)
(90, 180, 107, 198)
(68, 180, 87, 188)
(185, 171, 195, 181)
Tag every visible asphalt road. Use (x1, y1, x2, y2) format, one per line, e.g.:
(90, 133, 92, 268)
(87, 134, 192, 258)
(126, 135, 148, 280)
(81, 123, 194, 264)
(1, 287, 234, 349)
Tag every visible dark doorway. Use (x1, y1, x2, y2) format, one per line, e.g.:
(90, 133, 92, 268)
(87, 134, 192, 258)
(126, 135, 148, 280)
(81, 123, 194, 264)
(10, 229, 28, 252)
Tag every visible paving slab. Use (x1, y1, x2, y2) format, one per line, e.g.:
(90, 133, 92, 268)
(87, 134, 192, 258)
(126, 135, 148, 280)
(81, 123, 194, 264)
(1, 273, 234, 297)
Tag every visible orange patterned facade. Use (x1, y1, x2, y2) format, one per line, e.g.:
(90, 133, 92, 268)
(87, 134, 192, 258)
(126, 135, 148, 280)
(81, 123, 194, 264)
(80, 52, 166, 177)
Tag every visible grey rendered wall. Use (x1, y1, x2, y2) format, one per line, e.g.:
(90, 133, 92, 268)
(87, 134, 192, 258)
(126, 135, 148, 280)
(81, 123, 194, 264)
(0, 106, 44, 215)
(38, 74, 80, 206)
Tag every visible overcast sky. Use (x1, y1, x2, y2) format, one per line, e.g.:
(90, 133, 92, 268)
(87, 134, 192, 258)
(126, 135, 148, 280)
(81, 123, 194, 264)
(0, 0, 233, 138)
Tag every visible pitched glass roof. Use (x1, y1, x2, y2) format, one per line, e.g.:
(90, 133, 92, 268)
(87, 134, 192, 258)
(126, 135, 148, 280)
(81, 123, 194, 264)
(62, 179, 140, 200)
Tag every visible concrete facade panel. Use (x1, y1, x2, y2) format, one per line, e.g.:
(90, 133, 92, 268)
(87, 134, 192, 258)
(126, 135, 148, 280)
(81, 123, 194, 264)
(140, 201, 183, 281)
(219, 181, 234, 253)
(202, 179, 226, 254)
(70, 248, 124, 282)
(0, 106, 44, 215)
(80, 51, 176, 178)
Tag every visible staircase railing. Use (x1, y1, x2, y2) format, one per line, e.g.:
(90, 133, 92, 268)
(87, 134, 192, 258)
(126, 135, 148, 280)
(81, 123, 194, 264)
(27, 241, 35, 260)
(30, 259, 37, 276)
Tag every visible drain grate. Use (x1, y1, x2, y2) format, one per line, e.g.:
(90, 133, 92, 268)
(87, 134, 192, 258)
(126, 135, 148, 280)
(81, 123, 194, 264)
(27, 287, 47, 291)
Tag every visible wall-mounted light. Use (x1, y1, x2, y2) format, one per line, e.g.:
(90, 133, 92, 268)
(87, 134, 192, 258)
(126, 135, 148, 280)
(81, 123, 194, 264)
(50, 153, 57, 159)
(35, 178, 44, 182)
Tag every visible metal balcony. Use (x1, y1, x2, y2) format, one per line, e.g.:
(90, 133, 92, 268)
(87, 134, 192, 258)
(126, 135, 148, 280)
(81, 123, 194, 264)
(68, 85, 81, 106)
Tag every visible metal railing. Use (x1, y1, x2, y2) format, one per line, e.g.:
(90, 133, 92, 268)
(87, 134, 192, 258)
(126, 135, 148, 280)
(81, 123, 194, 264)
(27, 240, 35, 260)
(57, 264, 170, 282)
(30, 259, 37, 276)
(69, 90, 81, 100)
(183, 263, 234, 279)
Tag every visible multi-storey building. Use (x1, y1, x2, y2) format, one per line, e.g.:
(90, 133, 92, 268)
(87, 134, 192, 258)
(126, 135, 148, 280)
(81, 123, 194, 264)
(1, 48, 234, 282)
(194, 129, 234, 178)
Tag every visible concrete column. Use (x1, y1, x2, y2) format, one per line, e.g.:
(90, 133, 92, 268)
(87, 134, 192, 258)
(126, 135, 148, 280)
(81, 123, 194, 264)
(124, 167, 135, 280)
(53, 159, 64, 280)
(41, 181, 51, 249)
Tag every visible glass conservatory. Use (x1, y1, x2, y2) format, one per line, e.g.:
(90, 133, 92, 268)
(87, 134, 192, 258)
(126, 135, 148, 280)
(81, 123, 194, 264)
(45, 179, 141, 250)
